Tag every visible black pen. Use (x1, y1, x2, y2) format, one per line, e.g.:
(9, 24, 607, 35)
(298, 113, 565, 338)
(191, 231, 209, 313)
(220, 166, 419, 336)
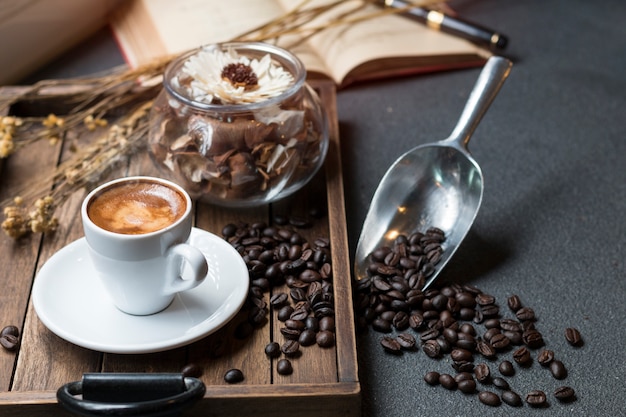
(381, 0, 508, 50)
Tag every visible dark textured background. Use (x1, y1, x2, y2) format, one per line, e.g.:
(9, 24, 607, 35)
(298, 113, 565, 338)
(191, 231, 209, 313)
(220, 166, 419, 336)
(20, 0, 626, 415)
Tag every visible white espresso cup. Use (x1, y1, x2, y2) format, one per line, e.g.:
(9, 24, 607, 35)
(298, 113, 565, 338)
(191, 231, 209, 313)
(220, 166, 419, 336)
(81, 176, 208, 315)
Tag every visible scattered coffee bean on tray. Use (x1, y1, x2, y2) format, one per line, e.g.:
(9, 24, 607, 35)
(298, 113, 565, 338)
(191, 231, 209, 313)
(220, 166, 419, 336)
(424, 371, 440, 385)
(277, 359, 293, 375)
(498, 360, 515, 376)
(537, 349, 555, 366)
(0, 325, 19, 351)
(550, 360, 568, 380)
(181, 363, 203, 378)
(224, 368, 244, 384)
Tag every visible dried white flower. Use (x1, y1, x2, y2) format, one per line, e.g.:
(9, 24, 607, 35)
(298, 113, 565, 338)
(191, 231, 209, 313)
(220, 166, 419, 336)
(179, 46, 294, 105)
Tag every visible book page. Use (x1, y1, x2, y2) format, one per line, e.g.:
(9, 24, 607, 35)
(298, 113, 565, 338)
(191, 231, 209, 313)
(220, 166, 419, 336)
(111, 0, 328, 74)
(277, 0, 488, 85)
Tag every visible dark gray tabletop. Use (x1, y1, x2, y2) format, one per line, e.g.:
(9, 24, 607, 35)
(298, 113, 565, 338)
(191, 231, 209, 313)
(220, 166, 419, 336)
(20, 0, 626, 415)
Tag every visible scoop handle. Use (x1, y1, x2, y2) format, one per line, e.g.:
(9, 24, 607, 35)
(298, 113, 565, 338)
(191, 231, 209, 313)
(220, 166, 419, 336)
(448, 56, 512, 149)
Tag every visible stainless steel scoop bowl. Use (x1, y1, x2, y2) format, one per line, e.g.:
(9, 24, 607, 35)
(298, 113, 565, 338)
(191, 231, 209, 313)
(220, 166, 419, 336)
(354, 57, 512, 289)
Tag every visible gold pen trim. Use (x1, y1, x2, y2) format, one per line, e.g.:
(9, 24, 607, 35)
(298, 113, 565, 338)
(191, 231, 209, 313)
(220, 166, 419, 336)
(426, 10, 444, 30)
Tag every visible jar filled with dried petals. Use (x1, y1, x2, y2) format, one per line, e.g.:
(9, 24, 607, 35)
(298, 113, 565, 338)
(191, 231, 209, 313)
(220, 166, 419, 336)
(148, 42, 329, 207)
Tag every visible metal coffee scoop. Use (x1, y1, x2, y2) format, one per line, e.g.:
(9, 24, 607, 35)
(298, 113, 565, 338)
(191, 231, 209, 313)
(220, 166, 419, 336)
(354, 56, 512, 289)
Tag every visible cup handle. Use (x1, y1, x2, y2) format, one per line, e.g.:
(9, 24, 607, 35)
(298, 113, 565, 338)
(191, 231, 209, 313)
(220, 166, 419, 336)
(165, 243, 208, 294)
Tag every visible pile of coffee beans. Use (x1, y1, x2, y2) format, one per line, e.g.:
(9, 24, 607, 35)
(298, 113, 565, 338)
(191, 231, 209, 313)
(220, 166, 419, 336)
(354, 229, 581, 409)
(0, 325, 19, 351)
(182, 215, 335, 383)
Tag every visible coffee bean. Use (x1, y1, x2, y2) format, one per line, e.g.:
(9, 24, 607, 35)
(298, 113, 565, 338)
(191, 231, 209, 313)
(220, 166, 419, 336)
(424, 371, 440, 385)
(277, 359, 293, 375)
(454, 372, 473, 382)
(380, 336, 402, 354)
(498, 360, 515, 377)
(264, 342, 281, 358)
(492, 377, 510, 390)
(224, 369, 244, 384)
(506, 294, 522, 311)
(316, 330, 335, 348)
(396, 333, 416, 350)
(0, 325, 19, 338)
(450, 348, 473, 362)
(501, 390, 523, 407)
(549, 360, 568, 379)
(181, 363, 202, 378)
(439, 373, 457, 390)
(458, 379, 477, 394)
(490, 333, 510, 350)
(474, 363, 491, 383)
(422, 339, 441, 358)
(0, 334, 18, 351)
(513, 346, 532, 366)
(554, 386, 576, 402)
(522, 328, 544, 348)
(281, 340, 300, 356)
(452, 361, 474, 373)
(537, 349, 554, 366)
(298, 329, 317, 346)
(525, 390, 547, 407)
(516, 307, 536, 321)
(478, 391, 501, 406)
(565, 327, 583, 346)
(372, 318, 392, 333)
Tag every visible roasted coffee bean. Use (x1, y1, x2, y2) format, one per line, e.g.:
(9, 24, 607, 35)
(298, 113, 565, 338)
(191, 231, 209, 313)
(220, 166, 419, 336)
(522, 329, 544, 348)
(525, 390, 547, 407)
(454, 372, 474, 382)
(318, 316, 334, 332)
(424, 371, 440, 385)
(224, 369, 244, 384)
(298, 329, 317, 346)
(392, 311, 410, 330)
(537, 349, 555, 366)
(455, 332, 477, 351)
(492, 377, 510, 390)
(516, 307, 536, 321)
(277, 305, 294, 322)
(265, 342, 281, 358)
(420, 328, 440, 342)
(277, 359, 293, 375)
(554, 386, 576, 402)
(0, 325, 19, 338)
(435, 336, 452, 354)
(513, 346, 532, 366)
(483, 327, 500, 342)
(396, 333, 416, 350)
(380, 336, 402, 354)
(490, 333, 510, 350)
(270, 292, 288, 306)
(498, 360, 515, 377)
(422, 339, 441, 358)
(281, 340, 300, 356)
(499, 318, 521, 332)
(439, 373, 457, 390)
(452, 361, 474, 373)
(280, 327, 301, 340)
(442, 328, 458, 344)
(474, 363, 491, 383)
(458, 379, 477, 394)
(0, 334, 18, 351)
(550, 360, 568, 379)
(476, 293, 495, 306)
(502, 331, 523, 345)
(476, 339, 496, 358)
(507, 294, 522, 311)
(483, 318, 500, 329)
(478, 391, 501, 406)
(450, 348, 473, 362)
(459, 323, 476, 335)
(501, 390, 523, 407)
(372, 318, 392, 333)
(313, 329, 333, 347)
(181, 363, 203, 378)
(565, 327, 583, 346)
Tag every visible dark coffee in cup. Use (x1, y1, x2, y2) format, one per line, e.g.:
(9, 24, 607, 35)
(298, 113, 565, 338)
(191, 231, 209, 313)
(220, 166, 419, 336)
(87, 179, 186, 235)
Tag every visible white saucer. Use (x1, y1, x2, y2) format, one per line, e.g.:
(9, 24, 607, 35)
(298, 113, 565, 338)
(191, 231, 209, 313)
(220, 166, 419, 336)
(32, 228, 249, 354)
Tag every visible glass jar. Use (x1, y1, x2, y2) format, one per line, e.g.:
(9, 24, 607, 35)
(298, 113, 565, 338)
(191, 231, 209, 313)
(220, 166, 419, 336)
(148, 42, 329, 207)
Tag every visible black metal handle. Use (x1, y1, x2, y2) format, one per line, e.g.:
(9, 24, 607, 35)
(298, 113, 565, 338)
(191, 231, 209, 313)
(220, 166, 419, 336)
(57, 373, 206, 417)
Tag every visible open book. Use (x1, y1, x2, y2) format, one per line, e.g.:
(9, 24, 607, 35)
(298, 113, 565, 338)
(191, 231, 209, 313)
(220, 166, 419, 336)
(110, 0, 491, 88)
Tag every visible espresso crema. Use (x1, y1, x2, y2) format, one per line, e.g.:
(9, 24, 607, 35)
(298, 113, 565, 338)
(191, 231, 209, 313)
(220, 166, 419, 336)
(87, 180, 186, 234)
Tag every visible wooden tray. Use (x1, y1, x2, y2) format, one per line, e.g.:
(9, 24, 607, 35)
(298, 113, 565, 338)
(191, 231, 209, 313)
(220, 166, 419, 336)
(0, 80, 360, 416)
